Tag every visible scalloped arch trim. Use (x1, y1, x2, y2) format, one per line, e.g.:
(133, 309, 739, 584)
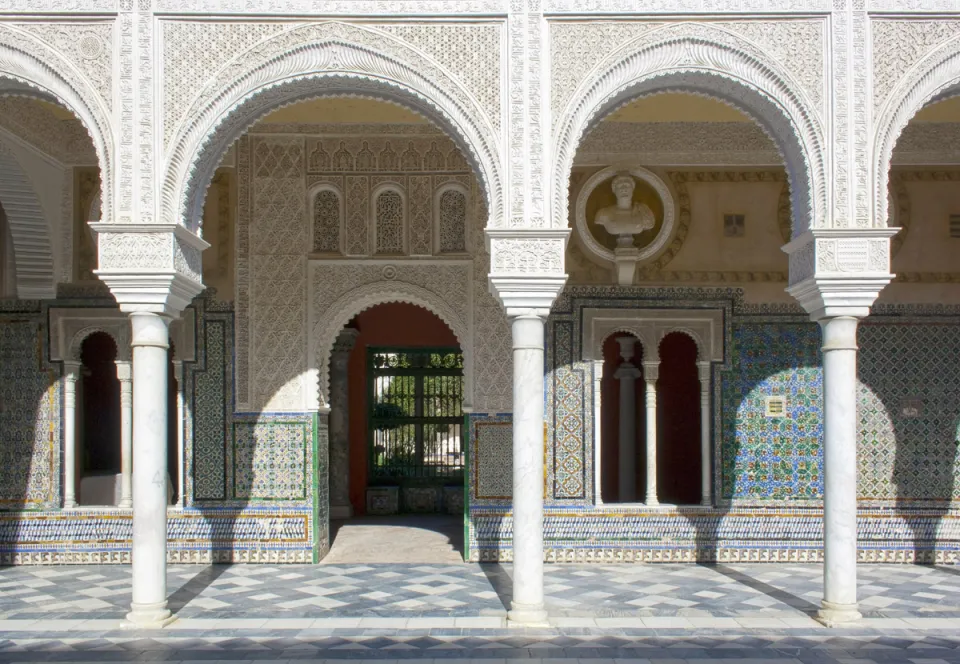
(553, 24, 825, 237)
(164, 24, 502, 235)
(310, 281, 471, 410)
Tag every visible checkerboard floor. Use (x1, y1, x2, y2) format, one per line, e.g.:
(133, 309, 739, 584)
(0, 562, 958, 621)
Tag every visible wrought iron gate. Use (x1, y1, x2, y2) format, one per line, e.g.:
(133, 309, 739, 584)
(367, 347, 464, 480)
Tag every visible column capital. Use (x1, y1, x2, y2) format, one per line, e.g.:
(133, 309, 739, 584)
(486, 229, 569, 318)
(782, 228, 899, 321)
(91, 223, 209, 317)
(115, 360, 132, 382)
(642, 360, 660, 381)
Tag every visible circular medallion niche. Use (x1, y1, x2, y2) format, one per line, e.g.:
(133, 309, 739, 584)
(574, 165, 676, 267)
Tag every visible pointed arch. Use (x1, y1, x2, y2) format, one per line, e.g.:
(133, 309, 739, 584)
(873, 37, 960, 228)
(163, 23, 503, 234)
(552, 24, 825, 237)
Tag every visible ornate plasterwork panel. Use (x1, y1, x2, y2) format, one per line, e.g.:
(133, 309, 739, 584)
(576, 122, 780, 166)
(161, 21, 502, 233)
(14, 22, 114, 113)
(49, 308, 131, 363)
(551, 22, 826, 238)
(545, 0, 832, 11)
(307, 259, 473, 409)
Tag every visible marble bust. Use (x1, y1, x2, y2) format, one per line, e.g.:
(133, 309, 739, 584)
(594, 174, 656, 247)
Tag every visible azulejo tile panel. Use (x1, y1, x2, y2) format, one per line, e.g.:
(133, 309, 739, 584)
(0, 315, 60, 510)
(470, 414, 512, 501)
(190, 312, 230, 501)
(233, 418, 310, 501)
(858, 321, 960, 502)
(719, 322, 823, 502)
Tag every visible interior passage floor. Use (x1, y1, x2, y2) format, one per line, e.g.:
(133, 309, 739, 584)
(322, 516, 465, 564)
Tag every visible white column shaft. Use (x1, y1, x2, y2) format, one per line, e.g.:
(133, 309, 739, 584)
(819, 316, 862, 623)
(508, 314, 547, 625)
(644, 378, 658, 506)
(63, 365, 79, 509)
(117, 362, 133, 509)
(174, 362, 184, 508)
(127, 312, 174, 628)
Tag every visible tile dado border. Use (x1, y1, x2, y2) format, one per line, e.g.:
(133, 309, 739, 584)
(0, 507, 314, 565)
(467, 506, 960, 564)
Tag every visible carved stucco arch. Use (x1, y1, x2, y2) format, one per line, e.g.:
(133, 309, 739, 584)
(874, 37, 960, 228)
(310, 281, 471, 411)
(68, 325, 130, 363)
(0, 26, 112, 226)
(165, 23, 503, 236)
(0, 142, 56, 299)
(656, 327, 705, 363)
(552, 24, 826, 238)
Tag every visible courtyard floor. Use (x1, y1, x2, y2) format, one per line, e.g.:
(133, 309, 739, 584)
(0, 563, 958, 662)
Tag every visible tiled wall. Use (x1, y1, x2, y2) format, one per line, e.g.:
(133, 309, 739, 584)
(0, 293, 323, 564)
(466, 287, 960, 563)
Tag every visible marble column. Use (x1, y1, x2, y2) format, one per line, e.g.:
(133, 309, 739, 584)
(614, 337, 640, 502)
(508, 313, 548, 625)
(173, 361, 184, 508)
(126, 311, 176, 629)
(329, 328, 359, 520)
(643, 361, 659, 506)
(116, 361, 133, 509)
(698, 362, 712, 506)
(817, 316, 862, 625)
(63, 361, 80, 509)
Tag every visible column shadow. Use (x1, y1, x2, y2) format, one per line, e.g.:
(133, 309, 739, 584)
(167, 563, 231, 614)
(478, 561, 512, 612)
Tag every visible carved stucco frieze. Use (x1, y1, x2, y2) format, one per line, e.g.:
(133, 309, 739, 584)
(96, 227, 207, 285)
(161, 22, 503, 237)
(155, 0, 504, 13)
(545, 0, 832, 11)
(551, 21, 826, 242)
(489, 236, 565, 274)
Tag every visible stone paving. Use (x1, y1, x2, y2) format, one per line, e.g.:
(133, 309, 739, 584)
(0, 563, 958, 662)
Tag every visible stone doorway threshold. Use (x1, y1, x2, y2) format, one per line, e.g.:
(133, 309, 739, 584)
(321, 514, 465, 564)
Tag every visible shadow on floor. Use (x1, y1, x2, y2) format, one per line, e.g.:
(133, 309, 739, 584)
(324, 514, 465, 564)
(478, 563, 512, 612)
(706, 563, 820, 614)
(167, 564, 231, 614)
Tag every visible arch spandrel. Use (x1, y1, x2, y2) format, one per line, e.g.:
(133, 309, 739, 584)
(163, 23, 503, 235)
(552, 23, 826, 239)
(873, 37, 960, 230)
(0, 26, 113, 225)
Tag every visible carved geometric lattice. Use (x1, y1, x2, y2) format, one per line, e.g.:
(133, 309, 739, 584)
(438, 189, 466, 253)
(313, 190, 341, 253)
(375, 190, 404, 255)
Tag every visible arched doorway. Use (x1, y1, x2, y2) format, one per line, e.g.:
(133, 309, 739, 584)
(657, 332, 701, 505)
(77, 331, 121, 506)
(325, 302, 466, 563)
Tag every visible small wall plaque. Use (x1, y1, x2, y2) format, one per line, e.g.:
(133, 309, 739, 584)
(724, 214, 745, 237)
(765, 395, 787, 417)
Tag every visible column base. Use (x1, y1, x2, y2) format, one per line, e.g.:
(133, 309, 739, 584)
(816, 600, 861, 627)
(119, 500, 132, 509)
(124, 602, 177, 629)
(507, 601, 549, 626)
(645, 497, 659, 506)
(699, 499, 712, 507)
(330, 504, 354, 520)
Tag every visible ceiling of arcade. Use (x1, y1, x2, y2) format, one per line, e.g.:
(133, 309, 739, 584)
(565, 93, 960, 304)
